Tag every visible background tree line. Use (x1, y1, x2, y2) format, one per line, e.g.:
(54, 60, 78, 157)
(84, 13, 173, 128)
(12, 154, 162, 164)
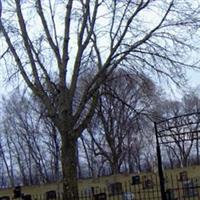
(0, 70, 200, 187)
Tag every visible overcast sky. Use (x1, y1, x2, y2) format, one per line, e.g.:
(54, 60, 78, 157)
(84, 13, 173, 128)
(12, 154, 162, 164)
(0, 1, 200, 101)
(187, 69, 200, 87)
(162, 69, 200, 100)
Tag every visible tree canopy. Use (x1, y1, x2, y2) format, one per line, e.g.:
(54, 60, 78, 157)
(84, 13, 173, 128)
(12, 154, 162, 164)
(1, 0, 200, 199)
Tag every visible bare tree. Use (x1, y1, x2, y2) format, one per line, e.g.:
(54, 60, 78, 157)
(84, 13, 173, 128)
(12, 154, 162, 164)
(86, 70, 159, 174)
(78, 134, 108, 177)
(0, 132, 15, 187)
(0, 0, 200, 199)
(182, 91, 200, 164)
(1, 91, 62, 185)
(158, 96, 200, 168)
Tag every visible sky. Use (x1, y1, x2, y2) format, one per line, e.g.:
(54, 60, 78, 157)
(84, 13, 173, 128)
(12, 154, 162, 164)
(162, 69, 200, 101)
(0, 0, 200, 101)
(187, 69, 200, 88)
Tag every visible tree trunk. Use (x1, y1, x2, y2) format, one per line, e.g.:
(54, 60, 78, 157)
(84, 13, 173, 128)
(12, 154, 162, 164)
(61, 134, 79, 200)
(111, 158, 120, 175)
(196, 138, 199, 164)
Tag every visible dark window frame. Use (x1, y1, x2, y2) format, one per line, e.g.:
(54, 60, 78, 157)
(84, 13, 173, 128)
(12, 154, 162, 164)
(132, 175, 140, 185)
(182, 180, 199, 198)
(142, 176, 154, 189)
(46, 190, 57, 200)
(179, 171, 188, 182)
(108, 182, 123, 196)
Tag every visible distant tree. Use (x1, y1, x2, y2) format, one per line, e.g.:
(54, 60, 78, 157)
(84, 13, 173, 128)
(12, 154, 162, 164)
(78, 135, 108, 177)
(1, 1, 200, 199)
(0, 131, 15, 187)
(86, 70, 159, 174)
(158, 93, 200, 168)
(125, 116, 157, 173)
(1, 91, 61, 185)
(182, 90, 200, 165)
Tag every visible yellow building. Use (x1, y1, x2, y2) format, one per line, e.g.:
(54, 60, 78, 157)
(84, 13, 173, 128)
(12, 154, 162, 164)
(0, 165, 200, 200)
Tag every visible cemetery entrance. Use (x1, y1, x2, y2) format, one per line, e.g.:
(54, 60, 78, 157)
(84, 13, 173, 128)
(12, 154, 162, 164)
(154, 112, 200, 200)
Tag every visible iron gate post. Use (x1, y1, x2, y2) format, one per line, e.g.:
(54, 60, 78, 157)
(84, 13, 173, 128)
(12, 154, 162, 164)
(154, 122, 166, 200)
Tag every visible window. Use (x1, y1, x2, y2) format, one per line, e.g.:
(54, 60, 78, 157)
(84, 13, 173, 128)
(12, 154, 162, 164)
(142, 176, 154, 189)
(84, 187, 92, 193)
(179, 171, 188, 182)
(108, 182, 122, 196)
(13, 186, 21, 198)
(83, 187, 95, 196)
(122, 192, 135, 200)
(23, 195, 32, 200)
(132, 175, 140, 185)
(182, 180, 198, 198)
(46, 190, 56, 200)
(165, 189, 175, 200)
(94, 193, 107, 200)
(0, 197, 10, 200)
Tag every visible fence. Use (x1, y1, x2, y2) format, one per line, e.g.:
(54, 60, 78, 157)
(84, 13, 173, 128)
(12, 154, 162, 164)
(77, 174, 200, 200)
(1, 173, 200, 200)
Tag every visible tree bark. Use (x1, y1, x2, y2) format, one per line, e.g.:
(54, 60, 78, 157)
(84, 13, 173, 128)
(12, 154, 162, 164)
(61, 133, 79, 200)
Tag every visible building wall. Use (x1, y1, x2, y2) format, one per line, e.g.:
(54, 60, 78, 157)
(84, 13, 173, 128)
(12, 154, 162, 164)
(0, 165, 200, 199)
